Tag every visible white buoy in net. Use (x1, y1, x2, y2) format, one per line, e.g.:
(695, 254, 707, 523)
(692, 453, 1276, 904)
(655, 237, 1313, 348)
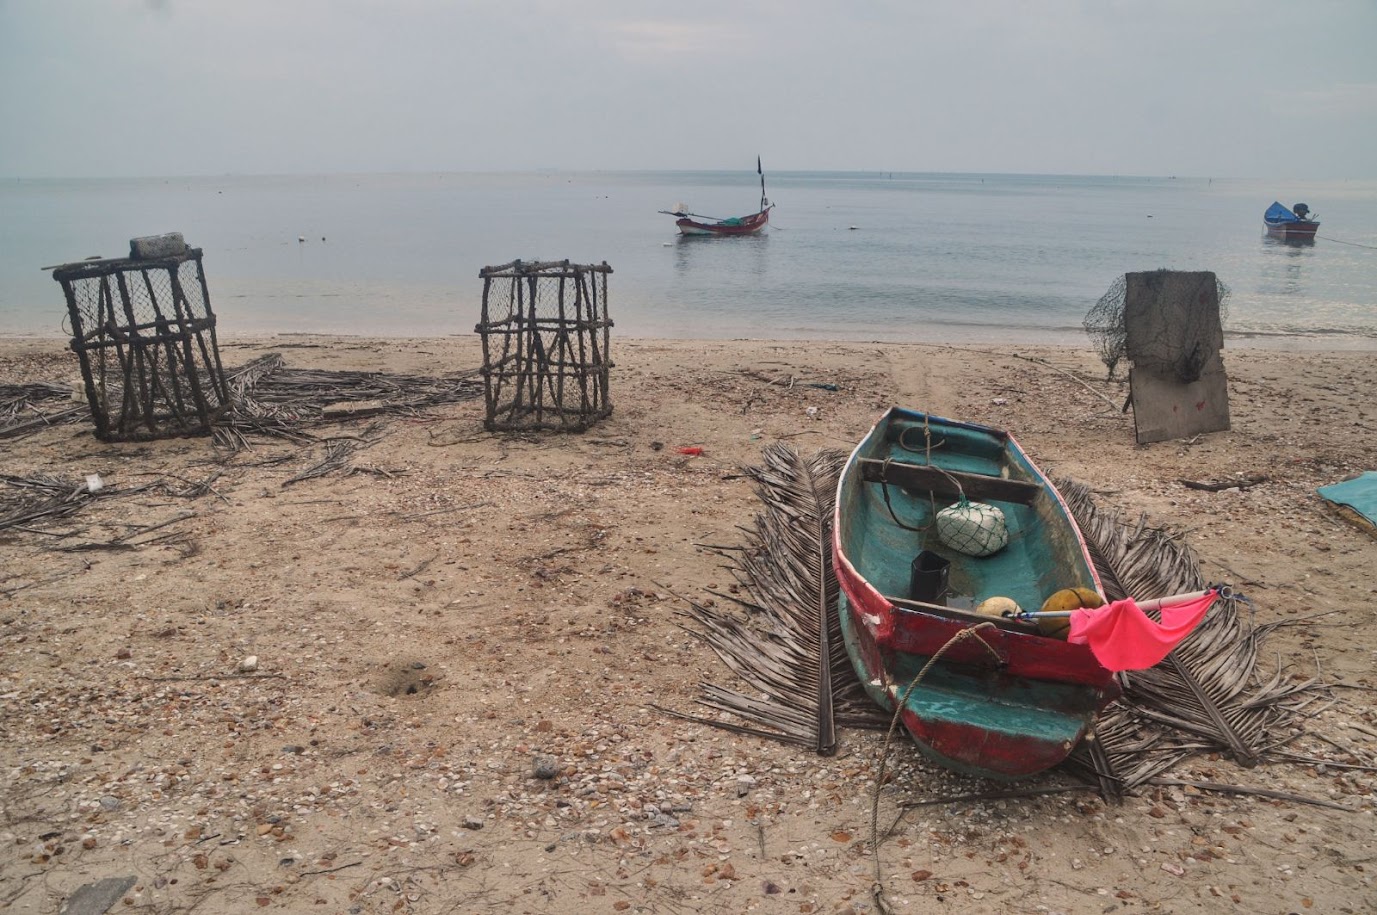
(937, 498, 1008, 557)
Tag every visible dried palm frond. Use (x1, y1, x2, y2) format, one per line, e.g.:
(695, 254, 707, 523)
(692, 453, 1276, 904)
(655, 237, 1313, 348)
(0, 473, 96, 533)
(674, 449, 1327, 795)
(667, 444, 885, 752)
(282, 423, 386, 486)
(0, 382, 86, 441)
(1056, 478, 1326, 787)
(215, 354, 484, 452)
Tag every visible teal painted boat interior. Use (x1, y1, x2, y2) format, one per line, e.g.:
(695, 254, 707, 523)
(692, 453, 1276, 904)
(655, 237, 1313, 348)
(843, 410, 1096, 612)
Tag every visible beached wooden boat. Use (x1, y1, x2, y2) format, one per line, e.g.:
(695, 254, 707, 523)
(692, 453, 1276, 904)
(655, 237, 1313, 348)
(1264, 201, 1319, 241)
(660, 157, 773, 236)
(832, 406, 1120, 779)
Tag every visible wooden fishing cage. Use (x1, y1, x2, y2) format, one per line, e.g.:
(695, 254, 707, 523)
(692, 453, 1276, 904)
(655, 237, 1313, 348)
(50, 245, 230, 442)
(475, 259, 613, 432)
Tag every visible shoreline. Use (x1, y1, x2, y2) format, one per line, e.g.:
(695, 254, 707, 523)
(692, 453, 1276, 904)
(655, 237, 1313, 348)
(4, 325, 1377, 352)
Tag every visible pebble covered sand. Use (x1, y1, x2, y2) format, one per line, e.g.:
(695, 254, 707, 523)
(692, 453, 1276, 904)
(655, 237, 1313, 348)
(1, 335, 1374, 914)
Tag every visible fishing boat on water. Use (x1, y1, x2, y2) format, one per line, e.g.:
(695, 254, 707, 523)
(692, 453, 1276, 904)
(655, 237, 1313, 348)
(832, 407, 1121, 779)
(1264, 201, 1319, 241)
(660, 158, 773, 236)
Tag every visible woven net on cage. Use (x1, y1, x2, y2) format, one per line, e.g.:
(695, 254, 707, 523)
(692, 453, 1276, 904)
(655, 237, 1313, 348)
(1084, 272, 1230, 381)
(51, 251, 228, 441)
(476, 259, 613, 433)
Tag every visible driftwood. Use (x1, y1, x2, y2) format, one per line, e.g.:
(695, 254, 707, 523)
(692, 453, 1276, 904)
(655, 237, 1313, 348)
(1179, 474, 1268, 492)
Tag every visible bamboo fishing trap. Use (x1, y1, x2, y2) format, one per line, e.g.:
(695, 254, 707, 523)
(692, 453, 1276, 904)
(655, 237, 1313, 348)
(49, 236, 230, 442)
(475, 259, 614, 433)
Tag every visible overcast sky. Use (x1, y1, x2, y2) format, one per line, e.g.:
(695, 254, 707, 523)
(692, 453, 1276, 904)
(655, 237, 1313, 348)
(2, 0, 1374, 179)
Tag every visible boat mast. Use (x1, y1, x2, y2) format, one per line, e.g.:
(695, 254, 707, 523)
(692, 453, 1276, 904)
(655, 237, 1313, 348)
(758, 156, 767, 211)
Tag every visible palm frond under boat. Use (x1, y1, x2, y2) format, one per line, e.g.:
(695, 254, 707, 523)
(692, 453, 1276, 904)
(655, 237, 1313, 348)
(673, 447, 1329, 793)
(667, 444, 885, 752)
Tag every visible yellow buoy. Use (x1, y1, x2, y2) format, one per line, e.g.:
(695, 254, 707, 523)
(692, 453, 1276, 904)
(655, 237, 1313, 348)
(1036, 587, 1105, 639)
(975, 596, 1021, 618)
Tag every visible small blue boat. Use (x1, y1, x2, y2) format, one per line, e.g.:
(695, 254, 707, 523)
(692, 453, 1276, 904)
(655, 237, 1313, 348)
(1264, 201, 1319, 241)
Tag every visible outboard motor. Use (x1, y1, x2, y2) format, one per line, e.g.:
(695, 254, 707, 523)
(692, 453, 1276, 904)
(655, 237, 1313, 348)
(1292, 203, 1311, 220)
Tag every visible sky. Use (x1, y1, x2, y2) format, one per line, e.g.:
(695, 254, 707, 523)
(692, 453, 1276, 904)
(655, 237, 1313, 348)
(1, 0, 1374, 179)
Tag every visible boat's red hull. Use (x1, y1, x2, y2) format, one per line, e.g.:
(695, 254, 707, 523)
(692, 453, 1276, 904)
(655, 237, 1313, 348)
(1265, 220, 1319, 239)
(835, 551, 1120, 777)
(677, 207, 771, 236)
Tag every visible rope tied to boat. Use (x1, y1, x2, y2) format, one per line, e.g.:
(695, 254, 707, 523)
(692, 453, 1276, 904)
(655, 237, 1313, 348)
(869, 621, 1001, 915)
(897, 422, 947, 456)
(1314, 234, 1377, 250)
(878, 459, 933, 533)
(879, 417, 960, 534)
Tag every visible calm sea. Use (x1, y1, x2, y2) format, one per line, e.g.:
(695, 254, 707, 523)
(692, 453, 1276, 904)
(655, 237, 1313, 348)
(3, 171, 1376, 347)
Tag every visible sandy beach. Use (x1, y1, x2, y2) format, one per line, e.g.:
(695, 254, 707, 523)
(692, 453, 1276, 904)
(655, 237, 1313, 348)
(2, 333, 1375, 915)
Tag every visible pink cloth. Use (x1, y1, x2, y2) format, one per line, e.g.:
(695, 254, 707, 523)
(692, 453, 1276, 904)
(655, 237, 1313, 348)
(1067, 592, 1217, 672)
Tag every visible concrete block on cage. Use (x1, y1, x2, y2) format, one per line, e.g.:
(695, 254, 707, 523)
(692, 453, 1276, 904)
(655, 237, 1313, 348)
(130, 233, 188, 260)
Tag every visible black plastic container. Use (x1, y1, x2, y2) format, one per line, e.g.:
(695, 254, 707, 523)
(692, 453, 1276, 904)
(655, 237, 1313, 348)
(910, 550, 951, 605)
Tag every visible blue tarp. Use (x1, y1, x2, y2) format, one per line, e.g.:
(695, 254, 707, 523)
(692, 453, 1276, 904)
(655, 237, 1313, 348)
(1265, 201, 1299, 225)
(1318, 472, 1377, 526)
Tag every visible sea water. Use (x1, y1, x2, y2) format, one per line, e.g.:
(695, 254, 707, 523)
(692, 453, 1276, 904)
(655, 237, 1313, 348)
(2, 171, 1375, 346)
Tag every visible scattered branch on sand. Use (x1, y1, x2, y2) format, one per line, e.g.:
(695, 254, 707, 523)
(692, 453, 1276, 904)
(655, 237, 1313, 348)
(1009, 352, 1123, 412)
(115, 511, 198, 543)
(1179, 474, 1268, 492)
(1146, 777, 1352, 811)
(283, 426, 385, 486)
(901, 785, 1099, 809)
(299, 861, 363, 877)
(0, 566, 87, 598)
(135, 673, 289, 682)
(321, 501, 493, 524)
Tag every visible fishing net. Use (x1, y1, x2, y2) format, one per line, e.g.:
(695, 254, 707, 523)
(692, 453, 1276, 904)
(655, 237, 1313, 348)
(1084, 272, 1230, 381)
(936, 498, 1008, 557)
(475, 259, 614, 433)
(49, 247, 230, 442)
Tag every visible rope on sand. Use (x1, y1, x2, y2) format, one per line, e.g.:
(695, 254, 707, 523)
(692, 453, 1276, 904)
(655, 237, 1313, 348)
(869, 622, 1000, 915)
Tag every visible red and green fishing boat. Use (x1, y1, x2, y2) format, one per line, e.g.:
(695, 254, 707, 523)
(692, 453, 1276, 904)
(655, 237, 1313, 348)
(832, 406, 1121, 779)
(660, 157, 773, 236)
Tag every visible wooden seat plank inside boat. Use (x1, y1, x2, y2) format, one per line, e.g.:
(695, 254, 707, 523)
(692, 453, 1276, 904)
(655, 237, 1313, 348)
(857, 457, 1042, 506)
